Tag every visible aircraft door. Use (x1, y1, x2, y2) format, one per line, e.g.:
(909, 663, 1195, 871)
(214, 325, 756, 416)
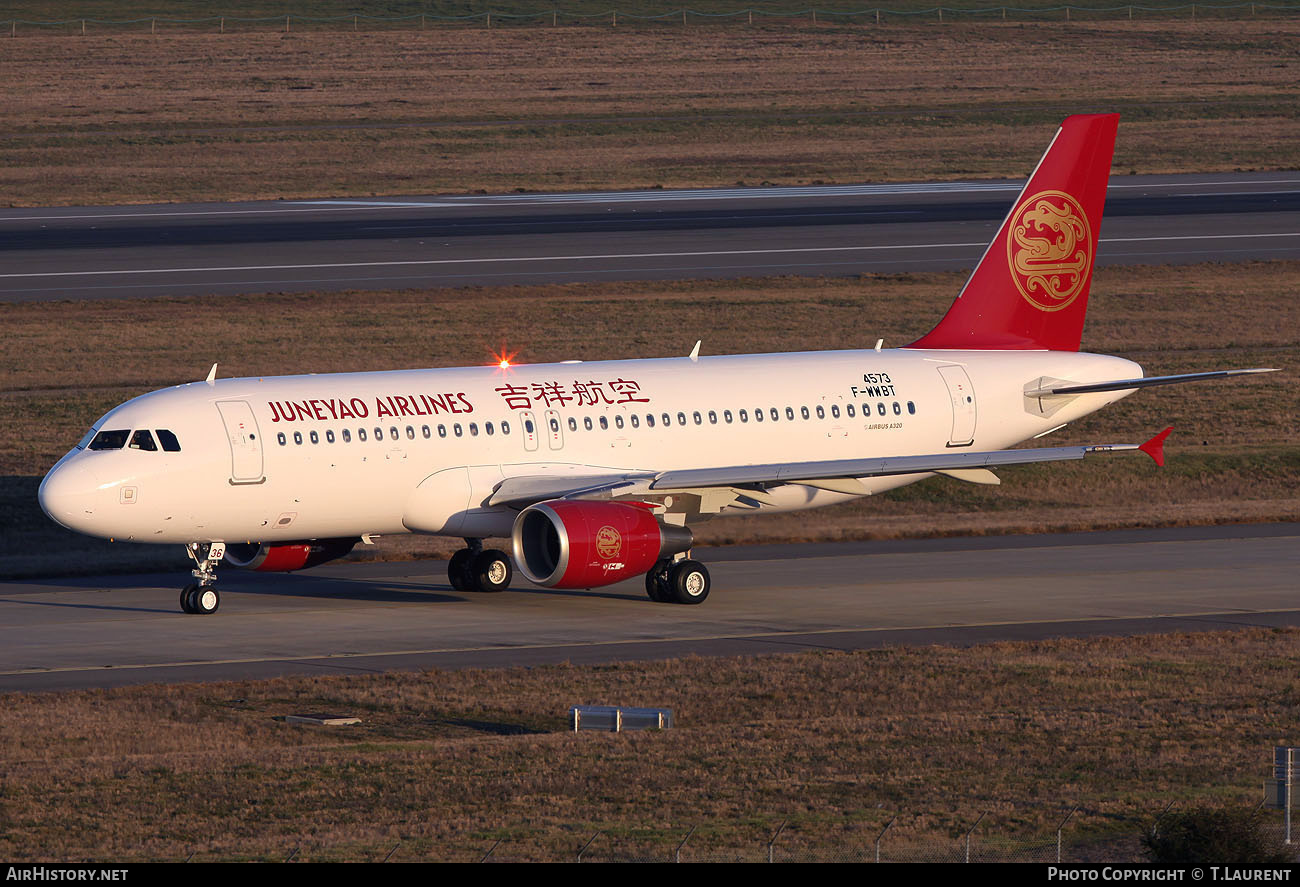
(937, 365, 977, 447)
(543, 409, 564, 450)
(519, 410, 539, 452)
(215, 400, 265, 483)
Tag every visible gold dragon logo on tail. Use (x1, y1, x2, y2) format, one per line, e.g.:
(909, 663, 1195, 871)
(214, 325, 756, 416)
(1006, 190, 1093, 312)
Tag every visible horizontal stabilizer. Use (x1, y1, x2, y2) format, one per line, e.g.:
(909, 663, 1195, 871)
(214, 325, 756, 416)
(1026, 368, 1279, 398)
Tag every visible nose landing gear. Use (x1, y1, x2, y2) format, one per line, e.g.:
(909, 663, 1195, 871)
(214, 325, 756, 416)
(181, 542, 224, 614)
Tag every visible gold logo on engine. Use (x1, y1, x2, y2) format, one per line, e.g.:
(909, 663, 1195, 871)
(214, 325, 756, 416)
(1006, 190, 1092, 312)
(595, 525, 622, 559)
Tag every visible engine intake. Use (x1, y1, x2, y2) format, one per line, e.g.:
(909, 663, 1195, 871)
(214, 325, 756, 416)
(512, 501, 692, 589)
(224, 538, 359, 572)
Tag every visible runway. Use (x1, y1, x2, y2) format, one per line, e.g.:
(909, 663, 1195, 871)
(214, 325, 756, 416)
(2, 173, 1298, 300)
(1, 522, 1295, 693)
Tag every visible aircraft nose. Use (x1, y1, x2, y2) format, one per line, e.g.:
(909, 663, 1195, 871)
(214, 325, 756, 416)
(38, 460, 104, 535)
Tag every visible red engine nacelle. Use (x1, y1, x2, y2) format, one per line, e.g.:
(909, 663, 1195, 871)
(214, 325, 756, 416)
(512, 501, 692, 589)
(223, 538, 359, 572)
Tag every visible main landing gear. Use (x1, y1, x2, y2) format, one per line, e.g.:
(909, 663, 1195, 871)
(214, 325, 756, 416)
(448, 538, 513, 593)
(645, 556, 711, 605)
(180, 542, 224, 615)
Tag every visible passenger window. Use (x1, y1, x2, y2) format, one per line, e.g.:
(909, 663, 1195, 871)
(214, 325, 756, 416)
(692, 411, 702, 425)
(422, 425, 431, 439)
(359, 428, 368, 442)
(438, 425, 447, 438)
(800, 406, 809, 420)
(374, 426, 383, 440)
(662, 413, 671, 427)
(877, 404, 886, 416)
(326, 430, 335, 444)
(724, 410, 733, 424)
(568, 417, 577, 432)
(677, 412, 687, 426)
(584, 417, 593, 431)
(524, 420, 534, 434)
(469, 423, 479, 436)
(549, 419, 559, 433)
(907, 401, 916, 415)
(129, 430, 157, 451)
(739, 409, 747, 423)
(599, 416, 608, 430)
(310, 431, 319, 444)
(615, 415, 624, 430)
(646, 414, 656, 428)
(630, 415, 639, 429)
(817, 406, 826, 419)
(156, 429, 182, 452)
(846, 404, 855, 418)
(754, 408, 763, 423)
(277, 432, 286, 446)
(829, 406, 838, 419)
(389, 426, 399, 440)
(406, 426, 415, 440)
(293, 432, 303, 445)
(771, 408, 780, 422)
(486, 422, 495, 436)
(343, 429, 352, 443)
(454, 424, 463, 437)
(785, 407, 794, 421)
(893, 402, 902, 416)
(501, 421, 510, 435)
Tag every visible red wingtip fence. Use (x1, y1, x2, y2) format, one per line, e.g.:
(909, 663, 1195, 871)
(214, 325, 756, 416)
(4, 4, 1299, 35)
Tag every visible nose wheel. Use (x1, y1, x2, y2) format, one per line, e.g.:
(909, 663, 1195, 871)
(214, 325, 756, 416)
(180, 583, 221, 615)
(180, 542, 225, 615)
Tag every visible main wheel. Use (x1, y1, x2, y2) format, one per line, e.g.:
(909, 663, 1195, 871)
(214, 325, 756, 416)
(179, 583, 199, 614)
(188, 585, 220, 615)
(645, 559, 672, 603)
(471, 549, 512, 593)
(448, 549, 473, 591)
(667, 559, 710, 605)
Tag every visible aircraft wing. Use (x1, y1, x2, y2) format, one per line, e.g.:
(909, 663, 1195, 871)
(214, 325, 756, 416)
(489, 429, 1172, 509)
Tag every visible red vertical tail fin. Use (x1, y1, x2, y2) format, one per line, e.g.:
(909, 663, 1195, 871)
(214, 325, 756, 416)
(907, 113, 1119, 352)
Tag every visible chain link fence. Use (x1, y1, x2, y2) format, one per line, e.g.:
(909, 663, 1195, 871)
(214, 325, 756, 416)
(5, 3, 1300, 34)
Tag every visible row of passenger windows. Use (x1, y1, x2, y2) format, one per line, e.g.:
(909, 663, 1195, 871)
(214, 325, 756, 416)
(581, 401, 918, 432)
(85, 429, 182, 452)
(275, 401, 919, 447)
(277, 420, 512, 447)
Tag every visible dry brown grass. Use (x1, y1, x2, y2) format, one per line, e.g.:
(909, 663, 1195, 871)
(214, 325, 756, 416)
(0, 260, 1295, 576)
(1, 20, 1298, 204)
(2, 628, 1298, 861)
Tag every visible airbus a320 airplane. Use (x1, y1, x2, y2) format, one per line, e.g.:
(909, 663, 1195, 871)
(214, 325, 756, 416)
(39, 114, 1277, 615)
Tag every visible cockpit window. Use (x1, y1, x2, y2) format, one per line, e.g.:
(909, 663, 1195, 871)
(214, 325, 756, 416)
(87, 430, 130, 450)
(156, 430, 181, 452)
(129, 430, 157, 451)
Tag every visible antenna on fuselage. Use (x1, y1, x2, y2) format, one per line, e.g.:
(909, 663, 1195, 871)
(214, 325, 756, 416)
(205, 363, 217, 385)
(689, 340, 701, 362)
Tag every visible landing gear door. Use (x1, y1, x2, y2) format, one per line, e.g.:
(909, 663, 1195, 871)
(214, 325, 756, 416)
(215, 400, 265, 484)
(937, 365, 976, 448)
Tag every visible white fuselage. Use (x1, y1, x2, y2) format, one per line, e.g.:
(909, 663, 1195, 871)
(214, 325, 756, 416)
(39, 347, 1141, 545)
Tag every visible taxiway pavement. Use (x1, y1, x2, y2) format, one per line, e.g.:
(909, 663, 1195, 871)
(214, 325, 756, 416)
(2, 173, 1298, 300)
(0, 522, 1295, 692)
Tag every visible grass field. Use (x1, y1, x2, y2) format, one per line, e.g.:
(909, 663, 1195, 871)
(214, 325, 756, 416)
(2, 260, 1295, 577)
(2, 627, 1298, 861)
(1, 19, 1297, 205)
